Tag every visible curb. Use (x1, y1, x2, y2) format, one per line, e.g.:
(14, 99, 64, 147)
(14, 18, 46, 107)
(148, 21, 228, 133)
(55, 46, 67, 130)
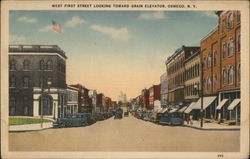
(9, 127, 54, 133)
(184, 124, 240, 131)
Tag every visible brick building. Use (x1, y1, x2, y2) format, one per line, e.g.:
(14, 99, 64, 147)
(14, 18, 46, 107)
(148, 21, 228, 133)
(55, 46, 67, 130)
(141, 88, 149, 110)
(166, 45, 200, 108)
(66, 85, 78, 116)
(97, 93, 105, 113)
(160, 72, 168, 107)
(148, 84, 161, 110)
(9, 45, 67, 119)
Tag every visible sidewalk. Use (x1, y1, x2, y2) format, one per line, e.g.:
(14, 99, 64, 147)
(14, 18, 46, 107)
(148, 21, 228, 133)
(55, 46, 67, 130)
(9, 122, 53, 133)
(184, 120, 240, 130)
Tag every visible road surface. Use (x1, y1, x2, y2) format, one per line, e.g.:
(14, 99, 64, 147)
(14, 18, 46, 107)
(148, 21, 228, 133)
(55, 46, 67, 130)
(9, 115, 239, 152)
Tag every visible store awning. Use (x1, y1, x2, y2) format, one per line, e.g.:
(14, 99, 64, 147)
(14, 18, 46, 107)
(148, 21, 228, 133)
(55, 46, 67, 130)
(192, 96, 217, 110)
(184, 102, 196, 113)
(216, 99, 228, 110)
(227, 99, 241, 110)
(169, 108, 178, 113)
(178, 106, 187, 113)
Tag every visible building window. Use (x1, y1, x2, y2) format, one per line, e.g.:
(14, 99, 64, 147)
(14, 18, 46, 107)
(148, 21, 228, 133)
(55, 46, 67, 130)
(222, 69, 227, 85)
(46, 60, 53, 70)
(24, 96, 29, 115)
(23, 59, 30, 70)
(203, 78, 206, 91)
(10, 76, 16, 87)
(228, 66, 234, 85)
(222, 18, 225, 33)
(222, 42, 227, 58)
(237, 11, 241, 23)
(203, 57, 207, 69)
(213, 74, 217, 91)
(228, 38, 234, 56)
(213, 51, 217, 65)
(207, 54, 212, 68)
(237, 34, 241, 53)
(23, 76, 29, 87)
(228, 12, 233, 28)
(207, 77, 212, 91)
(40, 60, 45, 70)
(10, 60, 16, 71)
(10, 97, 16, 115)
(238, 64, 241, 82)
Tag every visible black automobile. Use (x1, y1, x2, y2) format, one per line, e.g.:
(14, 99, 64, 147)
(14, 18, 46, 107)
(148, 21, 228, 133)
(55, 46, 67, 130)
(159, 112, 184, 126)
(114, 108, 123, 119)
(53, 113, 88, 127)
(95, 113, 105, 121)
(124, 112, 129, 117)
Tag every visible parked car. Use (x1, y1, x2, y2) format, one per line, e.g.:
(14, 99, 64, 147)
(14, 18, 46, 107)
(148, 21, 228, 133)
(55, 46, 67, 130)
(53, 113, 88, 128)
(159, 112, 184, 126)
(124, 112, 129, 117)
(143, 112, 152, 121)
(95, 113, 105, 121)
(114, 108, 123, 119)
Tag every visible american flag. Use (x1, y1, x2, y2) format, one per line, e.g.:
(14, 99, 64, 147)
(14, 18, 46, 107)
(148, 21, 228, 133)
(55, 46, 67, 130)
(52, 20, 62, 33)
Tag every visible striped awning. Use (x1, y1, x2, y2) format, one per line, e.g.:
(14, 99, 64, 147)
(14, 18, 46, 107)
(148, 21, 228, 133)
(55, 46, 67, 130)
(192, 96, 217, 110)
(216, 99, 228, 110)
(227, 99, 241, 110)
(184, 102, 197, 114)
(169, 108, 178, 113)
(178, 106, 188, 113)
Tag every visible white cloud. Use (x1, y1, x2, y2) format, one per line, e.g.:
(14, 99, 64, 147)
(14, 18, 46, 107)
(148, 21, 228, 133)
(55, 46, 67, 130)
(17, 16, 37, 23)
(138, 11, 167, 20)
(90, 24, 130, 41)
(202, 11, 217, 18)
(65, 16, 86, 27)
(10, 35, 26, 42)
(38, 25, 64, 33)
(38, 25, 53, 32)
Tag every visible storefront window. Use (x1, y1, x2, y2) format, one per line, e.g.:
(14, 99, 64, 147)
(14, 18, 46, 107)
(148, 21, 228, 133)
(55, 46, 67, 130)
(23, 59, 30, 70)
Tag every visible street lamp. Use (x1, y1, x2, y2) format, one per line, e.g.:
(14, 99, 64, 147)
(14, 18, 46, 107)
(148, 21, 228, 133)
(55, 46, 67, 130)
(41, 79, 52, 128)
(194, 84, 204, 128)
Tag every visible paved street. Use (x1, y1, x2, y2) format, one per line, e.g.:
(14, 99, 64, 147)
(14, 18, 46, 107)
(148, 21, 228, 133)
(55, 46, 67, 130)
(9, 115, 239, 152)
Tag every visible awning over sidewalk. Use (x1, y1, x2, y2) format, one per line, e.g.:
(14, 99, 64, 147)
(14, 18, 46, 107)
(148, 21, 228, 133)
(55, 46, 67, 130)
(159, 108, 168, 113)
(169, 108, 178, 113)
(192, 96, 217, 110)
(178, 106, 187, 113)
(216, 99, 228, 110)
(227, 98, 241, 110)
(184, 102, 196, 113)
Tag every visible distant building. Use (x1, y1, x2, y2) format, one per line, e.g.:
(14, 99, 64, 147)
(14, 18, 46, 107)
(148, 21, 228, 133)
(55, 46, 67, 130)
(89, 90, 97, 114)
(97, 93, 105, 113)
(160, 72, 168, 107)
(66, 86, 78, 116)
(118, 91, 127, 103)
(148, 84, 161, 110)
(9, 45, 67, 119)
(141, 89, 149, 110)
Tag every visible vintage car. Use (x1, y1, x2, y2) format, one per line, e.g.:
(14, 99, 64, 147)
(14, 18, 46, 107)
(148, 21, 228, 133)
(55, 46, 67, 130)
(159, 112, 184, 126)
(95, 113, 105, 121)
(53, 113, 88, 128)
(124, 112, 129, 117)
(114, 108, 123, 119)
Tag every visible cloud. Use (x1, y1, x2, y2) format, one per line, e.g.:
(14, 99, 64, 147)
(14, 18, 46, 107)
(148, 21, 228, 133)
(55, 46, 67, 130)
(90, 24, 130, 41)
(10, 35, 26, 42)
(138, 11, 167, 20)
(65, 16, 86, 27)
(202, 11, 217, 18)
(17, 16, 37, 23)
(38, 25, 64, 33)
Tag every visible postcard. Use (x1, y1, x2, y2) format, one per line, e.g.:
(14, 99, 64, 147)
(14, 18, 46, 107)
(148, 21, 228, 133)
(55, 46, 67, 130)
(1, 0, 249, 159)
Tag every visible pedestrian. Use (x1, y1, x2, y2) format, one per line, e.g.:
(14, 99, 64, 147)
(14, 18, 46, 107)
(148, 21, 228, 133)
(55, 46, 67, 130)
(186, 114, 190, 124)
(190, 114, 193, 125)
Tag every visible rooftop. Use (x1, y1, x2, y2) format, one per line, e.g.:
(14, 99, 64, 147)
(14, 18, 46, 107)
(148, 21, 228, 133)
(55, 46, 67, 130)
(9, 45, 67, 59)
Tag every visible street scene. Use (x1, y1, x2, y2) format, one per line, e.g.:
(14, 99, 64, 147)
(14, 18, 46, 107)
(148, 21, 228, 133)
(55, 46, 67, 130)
(9, 113, 239, 152)
(8, 10, 241, 152)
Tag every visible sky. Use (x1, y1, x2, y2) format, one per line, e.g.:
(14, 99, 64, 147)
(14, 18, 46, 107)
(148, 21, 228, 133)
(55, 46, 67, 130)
(9, 10, 218, 101)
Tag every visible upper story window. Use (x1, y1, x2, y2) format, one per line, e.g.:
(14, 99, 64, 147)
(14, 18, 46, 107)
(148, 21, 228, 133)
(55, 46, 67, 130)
(228, 12, 233, 28)
(237, 11, 241, 23)
(228, 65, 234, 85)
(222, 68, 227, 85)
(10, 76, 16, 87)
(228, 38, 234, 56)
(10, 60, 16, 70)
(222, 18, 225, 33)
(203, 78, 206, 90)
(23, 76, 30, 88)
(222, 42, 227, 58)
(238, 64, 241, 82)
(203, 57, 207, 69)
(46, 60, 53, 70)
(213, 74, 217, 91)
(23, 59, 30, 70)
(40, 60, 45, 70)
(207, 77, 212, 91)
(237, 34, 241, 53)
(207, 54, 212, 68)
(213, 51, 217, 65)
